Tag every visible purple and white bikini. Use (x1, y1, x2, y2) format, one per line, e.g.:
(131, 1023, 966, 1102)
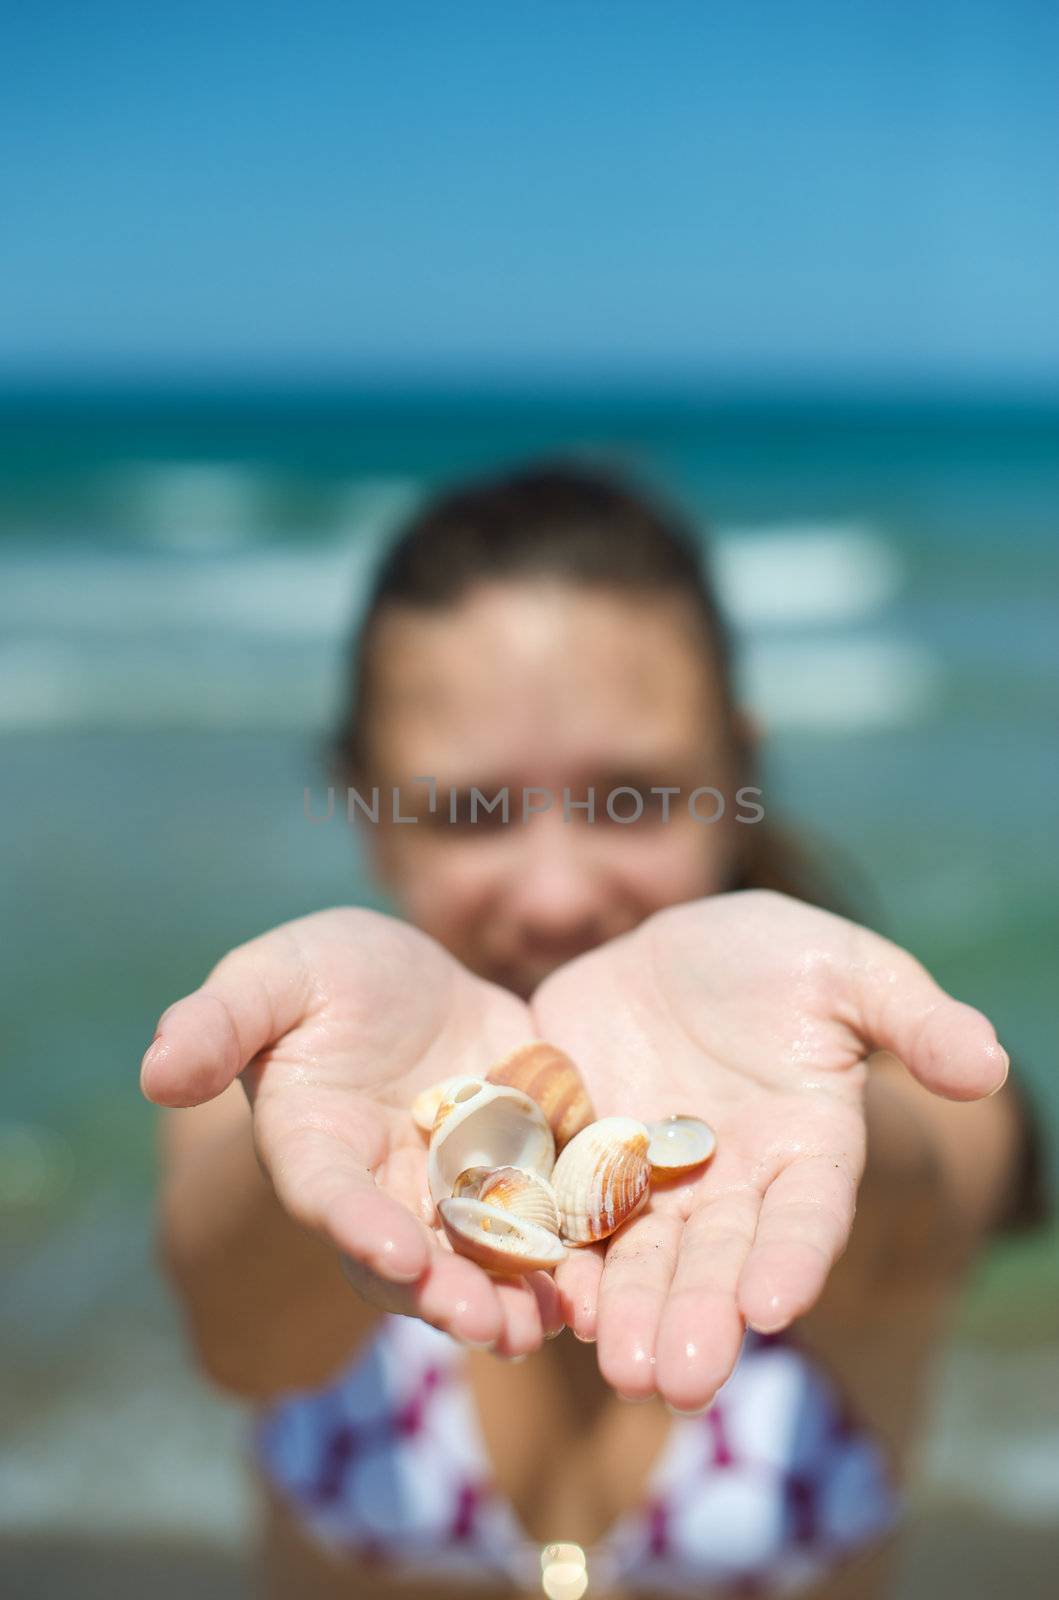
(255, 1313, 900, 1595)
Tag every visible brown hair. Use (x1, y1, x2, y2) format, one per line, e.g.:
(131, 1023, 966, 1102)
(328, 460, 860, 921)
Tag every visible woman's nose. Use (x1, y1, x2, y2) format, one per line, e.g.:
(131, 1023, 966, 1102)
(506, 814, 606, 948)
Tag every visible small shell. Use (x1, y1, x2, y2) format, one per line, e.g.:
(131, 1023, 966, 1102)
(427, 1080, 555, 1207)
(439, 1196, 568, 1274)
(550, 1116, 651, 1244)
(452, 1164, 561, 1235)
(646, 1115, 717, 1178)
(429, 1075, 490, 1135)
(411, 1075, 470, 1135)
(487, 1040, 595, 1152)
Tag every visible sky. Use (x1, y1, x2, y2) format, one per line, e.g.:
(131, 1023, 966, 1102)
(2, 0, 1058, 387)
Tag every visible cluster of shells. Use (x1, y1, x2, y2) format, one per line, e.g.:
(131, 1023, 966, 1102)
(411, 1041, 716, 1276)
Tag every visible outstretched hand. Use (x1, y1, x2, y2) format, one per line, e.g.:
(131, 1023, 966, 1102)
(533, 889, 1009, 1410)
(140, 909, 563, 1356)
(142, 892, 1007, 1394)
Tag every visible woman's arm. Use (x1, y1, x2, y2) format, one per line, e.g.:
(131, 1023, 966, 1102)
(158, 1085, 385, 1401)
(815, 1054, 1033, 1320)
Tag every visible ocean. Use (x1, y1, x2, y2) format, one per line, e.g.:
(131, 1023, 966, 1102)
(1, 387, 1057, 1591)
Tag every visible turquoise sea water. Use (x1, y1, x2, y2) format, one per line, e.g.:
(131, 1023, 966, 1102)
(2, 388, 1057, 1179)
(1, 389, 1057, 1571)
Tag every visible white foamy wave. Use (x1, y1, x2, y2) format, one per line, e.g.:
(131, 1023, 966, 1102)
(107, 463, 422, 554)
(0, 518, 929, 732)
(0, 540, 379, 640)
(0, 636, 342, 731)
(714, 522, 901, 625)
(716, 521, 933, 728)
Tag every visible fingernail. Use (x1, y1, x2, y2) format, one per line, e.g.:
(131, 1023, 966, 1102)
(460, 1335, 498, 1351)
(141, 1035, 166, 1070)
(497, 1352, 527, 1364)
(617, 1390, 653, 1404)
(381, 1264, 423, 1285)
(377, 1239, 423, 1284)
(666, 1399, 713, 1417)
(544, 1325, 565, 1340)
(986, 1047, 1011, 1097)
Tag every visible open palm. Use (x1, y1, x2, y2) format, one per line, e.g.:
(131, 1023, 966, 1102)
(531, 889, 1008, 1409)
(142, 893, 1006, 1387)
(140, 908, 562, 1355)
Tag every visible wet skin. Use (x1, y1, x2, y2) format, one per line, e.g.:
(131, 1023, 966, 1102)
(142, 583, 1008, 1412)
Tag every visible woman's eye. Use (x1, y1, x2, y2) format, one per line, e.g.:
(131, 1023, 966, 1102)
(440, 791, 509, 831)
(596, 788, 666, 825)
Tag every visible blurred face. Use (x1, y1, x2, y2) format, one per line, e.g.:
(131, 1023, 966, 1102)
(355, 580, 749, 999)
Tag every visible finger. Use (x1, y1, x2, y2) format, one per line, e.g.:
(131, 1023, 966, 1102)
(737, 1153, 859, 1333)
(342, 1244, 507, 1349)
(279, 1128, 505, 1343)
(595, 1210, 682, 1398)
(491, 1279, 547, 1359)
(553, 1242, 605, 1342)
(403, 1251, 506, 1348)
(141, 926, 311, 1107)
(654, 1189, 759, 1413)
(851, 929, 1008, 1101)
(524, 1269, 565, 1340)
(269, 1123, 432, 1285)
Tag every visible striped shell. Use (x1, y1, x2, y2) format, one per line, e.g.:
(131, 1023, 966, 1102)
(550, 1116, 651, 1244)
(452, 1164, 561, 1235)
(487, 1041, 594, 1153)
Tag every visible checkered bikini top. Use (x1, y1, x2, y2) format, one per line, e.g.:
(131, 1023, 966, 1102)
(255, 1312, 900, 1595)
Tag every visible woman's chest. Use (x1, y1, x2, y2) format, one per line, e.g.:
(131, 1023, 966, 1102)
(256, 1318, 902, 1596)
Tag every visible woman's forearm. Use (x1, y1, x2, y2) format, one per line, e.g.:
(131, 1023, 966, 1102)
(820, 1051, 1022, 1319)
(158, 1089, 383, 1400)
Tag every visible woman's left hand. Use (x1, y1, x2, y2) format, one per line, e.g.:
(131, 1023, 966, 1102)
(531, 889, 1008, 1412)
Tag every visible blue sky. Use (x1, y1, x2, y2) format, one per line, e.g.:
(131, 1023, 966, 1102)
(3, 0, 1057, 386)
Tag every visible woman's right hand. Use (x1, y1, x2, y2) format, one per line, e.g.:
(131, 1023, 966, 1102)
(140, 907, 561, 1355)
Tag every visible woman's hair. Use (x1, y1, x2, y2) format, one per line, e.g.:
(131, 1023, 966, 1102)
(328, 460, 858, 919)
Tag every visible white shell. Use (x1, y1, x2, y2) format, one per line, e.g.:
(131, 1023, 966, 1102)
(411, 1074, 469, 1135)
(550, 1115, 651, 1244)
(646, 1114, 717, 1177)
(427, 1079, 555, 1207)
(452, 1164, 561, 1235)
(439, 1196, 568, 1274)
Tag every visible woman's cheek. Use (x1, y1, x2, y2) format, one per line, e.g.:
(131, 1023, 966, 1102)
(608, 816, 736, 911)
(395, 840, 501, 944)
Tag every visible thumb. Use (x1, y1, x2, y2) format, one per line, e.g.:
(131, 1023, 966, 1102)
(140, 924, 311, 1107)
(850, 927, 1008, 1101)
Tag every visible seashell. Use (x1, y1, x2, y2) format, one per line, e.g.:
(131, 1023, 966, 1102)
(411, 1075, 471, 1135)
(438, 1196, 568, 1275)
(487, 1040, 595, 1153)
(550, 1116, 651, 1244)
(427, 1080, 554, 1208)
(646, 1114, 717, 1179)
(452, 1164, 561, 1235)
(429, 1075, 490, 1135)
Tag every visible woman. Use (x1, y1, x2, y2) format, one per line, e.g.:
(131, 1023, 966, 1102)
(143, 467, 1042, 1599)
